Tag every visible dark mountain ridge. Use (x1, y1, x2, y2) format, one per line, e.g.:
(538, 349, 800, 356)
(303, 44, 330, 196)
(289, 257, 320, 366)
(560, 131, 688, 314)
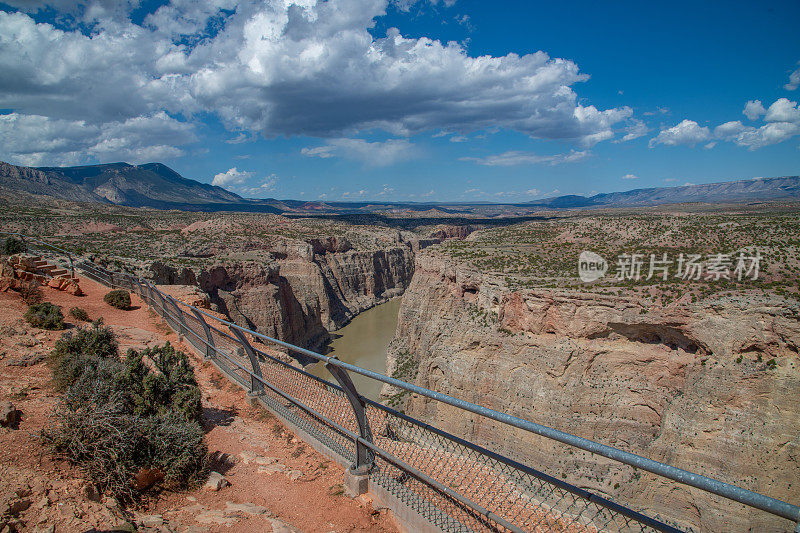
(529, 176, 800, 209)
(1, 159, 798, 214)
(0, 160, 244, 210)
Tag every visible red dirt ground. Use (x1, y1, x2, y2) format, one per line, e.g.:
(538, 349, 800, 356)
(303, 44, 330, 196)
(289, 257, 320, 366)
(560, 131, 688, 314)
(0, 274, 400, 533)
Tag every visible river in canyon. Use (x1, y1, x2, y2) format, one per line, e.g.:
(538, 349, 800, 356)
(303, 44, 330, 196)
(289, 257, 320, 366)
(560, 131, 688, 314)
(308, 297, 402, 401)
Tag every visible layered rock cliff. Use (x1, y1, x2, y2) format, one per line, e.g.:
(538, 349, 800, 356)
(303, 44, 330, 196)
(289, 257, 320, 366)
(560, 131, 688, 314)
(385, 250, 800, 532)
(197, 241, 415, 351)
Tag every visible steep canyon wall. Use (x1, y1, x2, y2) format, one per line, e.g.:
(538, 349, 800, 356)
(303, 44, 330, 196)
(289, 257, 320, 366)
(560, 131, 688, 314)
(385, 251, 800, 532)
(195, 241, 415, 350)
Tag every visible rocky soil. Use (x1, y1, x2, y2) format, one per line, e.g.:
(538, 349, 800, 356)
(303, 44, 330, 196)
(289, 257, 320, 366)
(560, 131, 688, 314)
(384, 248, 800, 533)
(0, 274, 398, 532)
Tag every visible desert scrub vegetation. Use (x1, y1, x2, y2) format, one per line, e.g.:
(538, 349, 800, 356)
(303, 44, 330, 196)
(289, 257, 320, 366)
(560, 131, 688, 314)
(24, 302, 64, 330)
(103, 289, 131, 310)
(69, 306, 90, 322)
(124, 343, 202, 421)
(50, 324, 120, 391)
(2, 236, 27, 255)
(385, 350, 419, 410)
(43, 325, 206, 502)
(19, 280, 44, 304)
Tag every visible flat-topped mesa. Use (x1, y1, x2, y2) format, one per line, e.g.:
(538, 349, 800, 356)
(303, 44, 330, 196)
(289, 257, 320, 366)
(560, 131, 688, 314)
(385, 248, 800, 533)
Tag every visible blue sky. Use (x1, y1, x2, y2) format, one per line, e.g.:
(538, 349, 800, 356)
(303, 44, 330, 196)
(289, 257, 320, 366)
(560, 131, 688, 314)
(1, 0, 799, 202)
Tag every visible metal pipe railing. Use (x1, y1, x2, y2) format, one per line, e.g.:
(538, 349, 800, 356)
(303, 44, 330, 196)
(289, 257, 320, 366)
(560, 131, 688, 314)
(175, 300, 800, 525)
(6, 232, 799, 532)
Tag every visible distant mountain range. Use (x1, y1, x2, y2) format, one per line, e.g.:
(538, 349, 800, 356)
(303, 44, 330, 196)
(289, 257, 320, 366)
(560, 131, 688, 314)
(523, 176, 800, 209)
(1, 160, 798, 214)
(0, 160, 245, 210)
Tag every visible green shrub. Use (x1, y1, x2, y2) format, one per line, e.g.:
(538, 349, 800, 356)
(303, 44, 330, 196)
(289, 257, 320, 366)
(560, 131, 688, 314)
(44, 330, 206, 501)
(123, 343, 202, 422)
(142, 412, 206, 489)
(62, 357, 127, 409)
(25, 302, 64, 330)
(69, 306, 90, 322)
(44, 396, 142, 501)
(3, 237, 27, 255)
(50, 324, 119, 391)
(103, 289, 131, 310)
(53, 323, 119, 360)
(20, 281, 44, 304)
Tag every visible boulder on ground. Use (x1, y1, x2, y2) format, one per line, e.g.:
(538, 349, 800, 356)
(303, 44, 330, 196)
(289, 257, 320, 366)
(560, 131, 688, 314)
(203, 471, 229, 491)
(132, 468, 164, 491)
(64, 281, 83, 296)
(0, 401, 20, 428)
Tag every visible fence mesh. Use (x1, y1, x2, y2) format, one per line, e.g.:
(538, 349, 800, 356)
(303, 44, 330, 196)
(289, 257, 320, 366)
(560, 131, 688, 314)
(79, 259, 664, 532)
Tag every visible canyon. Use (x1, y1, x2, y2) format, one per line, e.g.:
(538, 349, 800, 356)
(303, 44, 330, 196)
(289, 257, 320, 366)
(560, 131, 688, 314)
(4, 198, 799, 532)
(189, 240, 413, 351)
(383, 242, 800, 532)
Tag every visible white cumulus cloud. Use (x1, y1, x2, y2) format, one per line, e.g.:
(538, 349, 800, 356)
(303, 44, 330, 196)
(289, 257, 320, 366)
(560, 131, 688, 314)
(743, 100, 766, 120)
(302, 138, 417, 166)
(0, 1, 634, 165)
(211, 167, 253, 187)
(659, 98, 800, 151)
(649, 120, 711, 148)
(785, 65, 800, 91)
(0, 111, 195, 166)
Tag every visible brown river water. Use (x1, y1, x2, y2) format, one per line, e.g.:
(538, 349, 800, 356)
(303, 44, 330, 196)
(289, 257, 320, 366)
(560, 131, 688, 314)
(308, 297, 402, 402)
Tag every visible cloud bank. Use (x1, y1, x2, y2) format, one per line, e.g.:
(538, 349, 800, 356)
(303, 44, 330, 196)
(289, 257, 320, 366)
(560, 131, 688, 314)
(650, 98, 800, 150)
(0, 0, 631, 165)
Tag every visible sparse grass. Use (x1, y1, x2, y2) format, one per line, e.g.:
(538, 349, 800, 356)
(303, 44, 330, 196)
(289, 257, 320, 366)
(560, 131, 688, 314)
(385, 351, 419, 410)
(291, 445, 306, 458)
(20, 281, 44, 305)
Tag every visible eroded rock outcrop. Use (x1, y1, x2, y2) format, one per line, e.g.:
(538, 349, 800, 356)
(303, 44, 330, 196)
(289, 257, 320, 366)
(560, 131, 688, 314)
(385, 250, 800, 532)
(197, 242, 414, 351)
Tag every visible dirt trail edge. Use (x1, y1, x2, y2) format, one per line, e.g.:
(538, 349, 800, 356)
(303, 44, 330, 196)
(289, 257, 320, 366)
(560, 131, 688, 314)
(0, 274, 399, 533)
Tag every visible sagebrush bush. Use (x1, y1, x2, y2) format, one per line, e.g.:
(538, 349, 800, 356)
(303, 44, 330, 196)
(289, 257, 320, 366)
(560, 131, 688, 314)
(20, 281, 44, 305)
(45, 396, 142, 501)
(50, 324, 117, 391)
(124, 343, 202, 422)
(142, 412, 206, 489)
(25, 302, 64, 330)
(103, 289, 131, 310)
(44, 329, 206, 501)
(69, 306, 90, 322)
(3, 236, 27, 255)
(52, 323, 119, 361)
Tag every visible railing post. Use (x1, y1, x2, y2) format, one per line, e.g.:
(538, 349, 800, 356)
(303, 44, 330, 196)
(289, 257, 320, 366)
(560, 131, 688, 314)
(141, 280, 154, 309)
(132, 277, 145, 300)
(229, 327, 265, 395)
(167, 295, 187, 340)
(152, 284, 169, 320)
(190, 308, 215, 361)
(325, 358, 375, 483)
